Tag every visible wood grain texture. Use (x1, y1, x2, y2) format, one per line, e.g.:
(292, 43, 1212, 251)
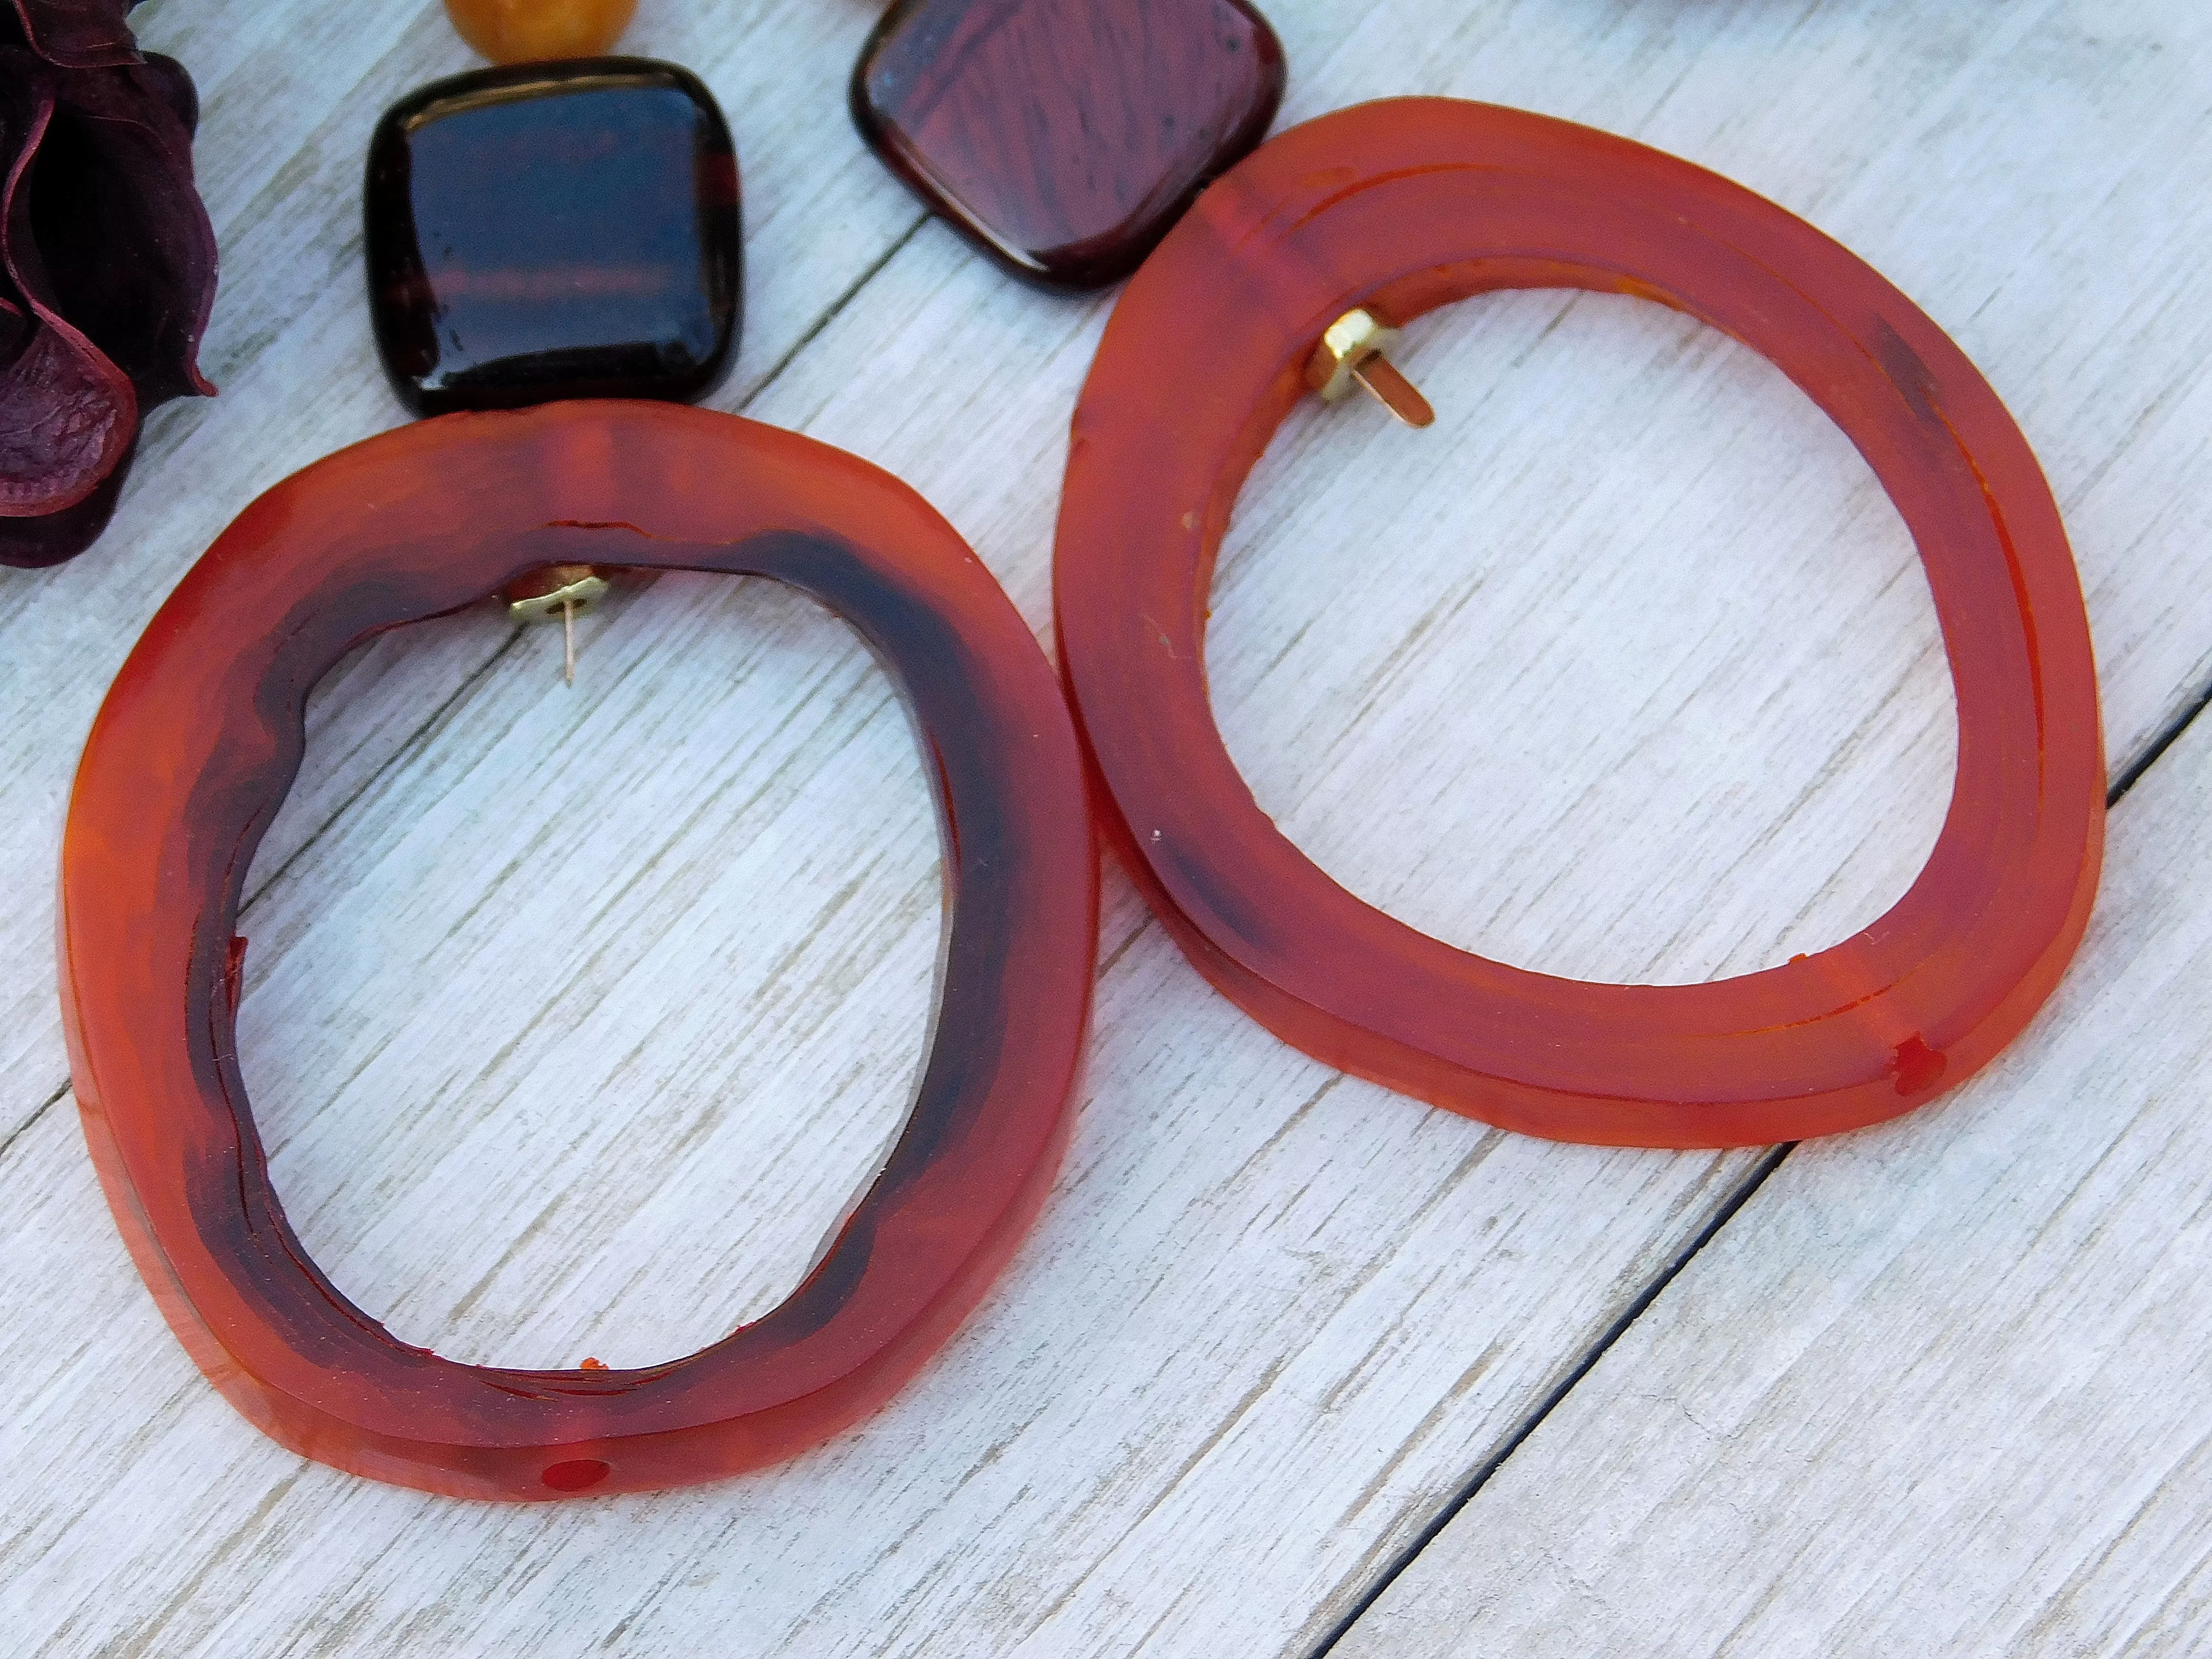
(0, 0, 2207, 1652)
(1332, 684, 2212, 1659)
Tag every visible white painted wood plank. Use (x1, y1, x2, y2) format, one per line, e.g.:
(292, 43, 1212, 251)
(0, 1, 2208, 1657)
(1331, 667, 2212, 1659)
(0, 0, 925, 1139)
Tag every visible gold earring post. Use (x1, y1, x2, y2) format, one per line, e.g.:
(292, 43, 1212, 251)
(504, 563, 610, 685)
(1305, 308, 1435, 428)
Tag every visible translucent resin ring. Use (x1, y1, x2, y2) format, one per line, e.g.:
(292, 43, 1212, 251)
(1053, 97, 2103, 1148)
(60, 401, 1096, 1500)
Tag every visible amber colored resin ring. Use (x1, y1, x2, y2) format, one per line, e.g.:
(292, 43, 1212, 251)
(60, 401, 1096, 1500)
(1054, 97, 2104, 1149)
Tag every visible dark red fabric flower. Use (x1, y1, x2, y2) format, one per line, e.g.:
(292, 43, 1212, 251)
(0, 0, 215, 567)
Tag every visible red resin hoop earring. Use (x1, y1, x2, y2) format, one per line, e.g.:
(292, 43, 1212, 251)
(1054, 97, 2103, 1149)
(60, 401, 1097, 1501)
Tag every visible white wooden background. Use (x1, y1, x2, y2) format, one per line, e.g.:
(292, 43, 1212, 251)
(1, 0, 2208, 1652)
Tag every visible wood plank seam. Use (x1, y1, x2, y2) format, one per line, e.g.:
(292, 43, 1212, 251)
(1305, 1142, 1795, 1658)
(2107, 671, 2212, 801)
(0, 1079, 70, 1172)
(1310, 669, 2212, 1655)
(746, 214, 929, 405)
(1321, 704, 2212, 1657)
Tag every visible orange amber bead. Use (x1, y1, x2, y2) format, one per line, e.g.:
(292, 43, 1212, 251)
(59, 402, 1097, 1500)
(1054, 98, 2105, 1149)
(444, 0, 637, 63)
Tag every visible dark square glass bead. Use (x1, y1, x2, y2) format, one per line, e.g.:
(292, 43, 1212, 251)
(851, 0, 1284, 292)
(365, 59, 741, 416)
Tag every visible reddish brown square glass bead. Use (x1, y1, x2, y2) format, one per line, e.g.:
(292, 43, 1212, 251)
(851, 0, 1285, 291)
(365, 59, 741, 416)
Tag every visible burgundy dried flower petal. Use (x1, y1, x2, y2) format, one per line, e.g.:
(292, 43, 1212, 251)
(0, 316, 135, 514)
(0, 425, 127, 565)
(136, 44, 196, 133)
(0, 1, 216, 568)
(8, 0, 141, 70)
(31, 55, 216, 406)
(0, 52, 134, 518)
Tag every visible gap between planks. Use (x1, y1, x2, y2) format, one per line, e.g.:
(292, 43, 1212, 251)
(1305, 672, 2212, 1657)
